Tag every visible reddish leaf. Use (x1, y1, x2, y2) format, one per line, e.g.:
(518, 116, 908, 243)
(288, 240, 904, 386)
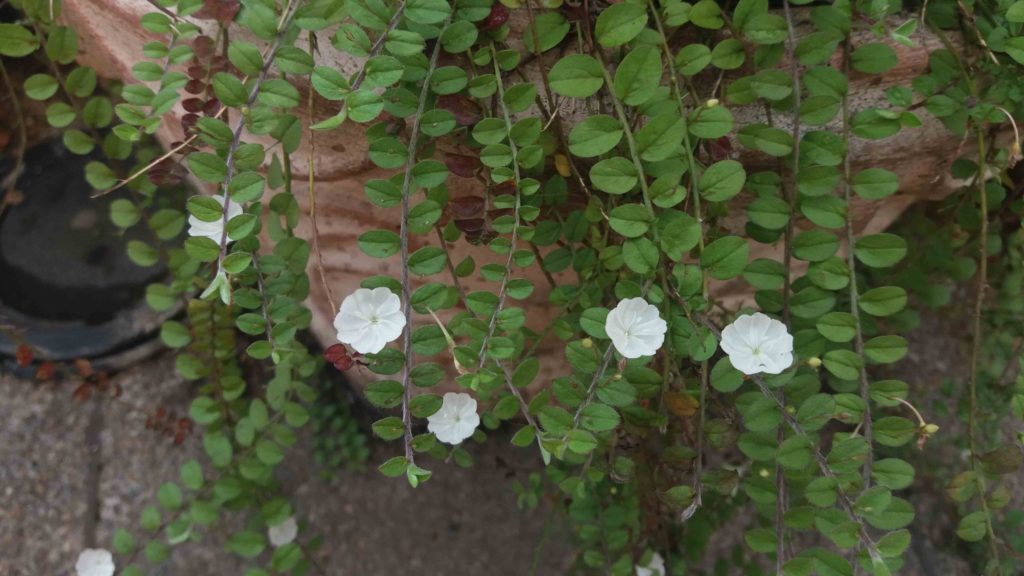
(445, 153, 482, 178)
(192, 35, 215, 58)
(180, 113, 200, 133)
(707, 137, 733, 162)
(202, 99, 222, 116)
(185, 79, 206, 95)
(182, 98, 205, 113)
(448, 196, 486, 219)
(436, 95, 483, 126)
(194, 0, 240, 24)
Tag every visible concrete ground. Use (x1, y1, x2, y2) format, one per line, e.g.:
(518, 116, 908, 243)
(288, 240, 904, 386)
(0, 353, 574, 575)
(0, 291, 1014, 576)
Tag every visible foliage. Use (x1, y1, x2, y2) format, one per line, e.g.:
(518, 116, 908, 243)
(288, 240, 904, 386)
(2, 0, 1024, 573)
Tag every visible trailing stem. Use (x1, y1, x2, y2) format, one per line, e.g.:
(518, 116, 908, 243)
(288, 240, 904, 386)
(475, 42, 524, 368)
(839, 33, 875, 489)
(649, 0, 708, 514)
(967, 129, 1003, 573)
(397, 17, 451, 465)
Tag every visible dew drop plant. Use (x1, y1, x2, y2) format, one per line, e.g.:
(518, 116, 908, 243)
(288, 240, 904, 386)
(2, 0, 1024, 573)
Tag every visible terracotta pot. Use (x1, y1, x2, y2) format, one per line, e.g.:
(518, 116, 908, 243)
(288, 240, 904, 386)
(63, 1, 975, 393)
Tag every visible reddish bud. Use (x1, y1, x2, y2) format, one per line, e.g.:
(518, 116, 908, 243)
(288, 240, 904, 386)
(333, 356, 355, 371)
(324, 344, 349, 364)
(73, 358, 93, 378)
(15, 344, 32, 367)
(478, 3, 509, 31)
(72, 382, 92, 403)
(35, 361, 55, 380)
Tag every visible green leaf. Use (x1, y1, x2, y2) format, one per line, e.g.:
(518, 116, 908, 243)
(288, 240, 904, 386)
(743, 13, 786, 44)
(549, 54, 605, 98)
(873, 416, 916, 447)
(956, 511, 988, 542)
(711, 38, 745, 69)
(579, 404, 620, 432)
(24, 73, 58, 100)
(796, 393, 835, 431)
(524, 12, 569, 53)
(608, 204, 652, 238)
(0, 24, 39, 57)
(406, 0, 451, 24)
(701, 236, 749, 280)
(675, 44, 711, 76)
(816, 312, 857, 343)
(589, 157, 637, 195)
(613, 45, 662, 106)
(187, 152, 227, 183)
(689, 106, 733, 139)
(858, 286, 907, 317)
(823, 349, 862, 380)
(358, 230, 400, 258)
(157, 482, 183, 510)
(408, 246, 447, 276)
(227, 531, 266, 558)
(872, 458, 915, 489)
(855, 233, 907, 268)
(792, 230, 839, 262)
(746, 195, 790, 230)
(851, 168, 899, 199)
(656, 211, 701, 260)
(851, 43, 897, 74)
(690, 0, 724, 28)
(636, 112, 684, 162)
(864, 335, 908, 364)
(979, 445, 1023, 475)
(438, 22, 474, 53)
(595, 3, 648, 47)
(700, 160, 746, 202)
(569, 115, 623, 158)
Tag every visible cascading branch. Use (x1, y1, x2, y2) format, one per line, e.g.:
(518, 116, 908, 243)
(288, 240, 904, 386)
(2, 0, 1024, 573)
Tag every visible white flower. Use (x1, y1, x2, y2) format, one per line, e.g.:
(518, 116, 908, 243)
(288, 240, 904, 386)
(268, 516, 298, 547)
(605, 297, 668, 359)
(334, 287, 406, 355)
(427, 392, 480, 445)
(187, 194, 243, 242)
(720, 312, 794, 375)
(636, 552, 666, 576)
(75, 548, 114, 576)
